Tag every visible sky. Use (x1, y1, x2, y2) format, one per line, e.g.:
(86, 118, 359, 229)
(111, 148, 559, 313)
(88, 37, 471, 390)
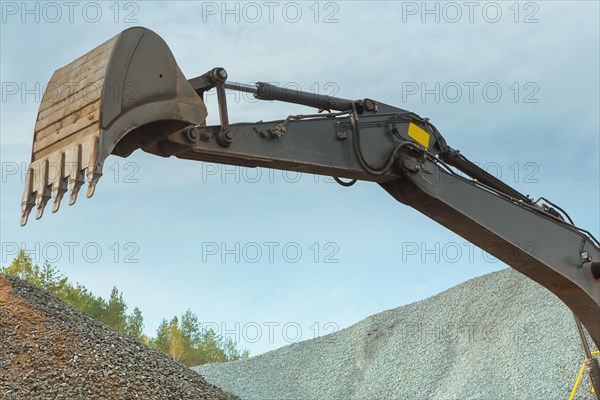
(1, 1, 599, 356)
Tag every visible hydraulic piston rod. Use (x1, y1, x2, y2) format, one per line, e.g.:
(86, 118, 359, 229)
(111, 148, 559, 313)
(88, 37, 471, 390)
(190, 68, 376, 112)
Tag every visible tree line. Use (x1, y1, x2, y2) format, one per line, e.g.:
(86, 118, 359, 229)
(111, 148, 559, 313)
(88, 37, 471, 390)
(1, 251, 249, 366)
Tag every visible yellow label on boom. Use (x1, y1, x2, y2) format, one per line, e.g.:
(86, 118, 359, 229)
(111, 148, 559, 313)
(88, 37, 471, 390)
(408, 123, 431, 148)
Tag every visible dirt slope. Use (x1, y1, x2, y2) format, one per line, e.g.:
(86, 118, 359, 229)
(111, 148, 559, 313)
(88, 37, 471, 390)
(0, 274, 238, 400)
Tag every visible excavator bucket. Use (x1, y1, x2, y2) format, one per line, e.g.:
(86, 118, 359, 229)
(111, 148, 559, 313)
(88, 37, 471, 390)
(21, 27, 207, 225)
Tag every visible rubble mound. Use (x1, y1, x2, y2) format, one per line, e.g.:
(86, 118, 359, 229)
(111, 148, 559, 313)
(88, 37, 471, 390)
(0, 275, 238, 400)
(195, 269, 596, 400)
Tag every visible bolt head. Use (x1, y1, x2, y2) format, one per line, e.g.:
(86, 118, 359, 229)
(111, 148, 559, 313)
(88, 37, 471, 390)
(363, 99, 377, 112)
(185, 126, 200, 142)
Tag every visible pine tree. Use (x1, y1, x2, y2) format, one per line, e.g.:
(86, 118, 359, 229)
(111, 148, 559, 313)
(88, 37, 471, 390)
(126, 307, 145, 342)
(37, 262, 67, 293)
(153, 319, 171, 354)
(1, 250, 35, 281)
(167, 317, 186, 361)
(105, 287, 127, 332)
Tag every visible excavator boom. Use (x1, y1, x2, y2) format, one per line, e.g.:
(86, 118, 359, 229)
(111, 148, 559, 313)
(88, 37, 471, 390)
(20, 27, 600, 378)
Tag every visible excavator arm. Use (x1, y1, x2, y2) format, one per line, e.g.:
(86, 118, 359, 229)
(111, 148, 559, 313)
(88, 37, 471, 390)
(156, 76, 600, 349)
(20, 27, 600, 389)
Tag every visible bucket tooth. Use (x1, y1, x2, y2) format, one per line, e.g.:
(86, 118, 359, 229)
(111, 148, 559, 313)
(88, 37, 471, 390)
(51, 152, 68, 213)
(87, 169, 102, 198)
(35, 160, 51, 220)
(69, 170, 85, 206)
(20, 202, 35, 226)
(20, 167, 36, 226)
(86, 136, 102, 198)
(52, 177, 68, 213)
(35, 189, 51, 220)
(66, 144, 83, 206)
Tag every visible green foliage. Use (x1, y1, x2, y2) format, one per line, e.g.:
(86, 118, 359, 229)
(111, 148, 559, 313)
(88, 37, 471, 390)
(106, 287, 128, 333)
(1, 251, 248, 366)
(126, 307, 145, 342)
(2, 251, 35, 279)
(62, 283, 107, 320)
(150, 310, 249, 366)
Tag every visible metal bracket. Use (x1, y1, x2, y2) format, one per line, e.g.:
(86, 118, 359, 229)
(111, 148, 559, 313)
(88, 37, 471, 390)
(189, 67, 232, 147)
(215, 80, 233, 147)
(335, 122, 350, 140)
(270, 112, 350, 139)
(270, 124, 286, 138)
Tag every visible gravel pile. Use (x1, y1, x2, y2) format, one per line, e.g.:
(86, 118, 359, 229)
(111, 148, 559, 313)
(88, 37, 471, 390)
(0, 274, 238, 400)
(195, 269, 598, 400)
